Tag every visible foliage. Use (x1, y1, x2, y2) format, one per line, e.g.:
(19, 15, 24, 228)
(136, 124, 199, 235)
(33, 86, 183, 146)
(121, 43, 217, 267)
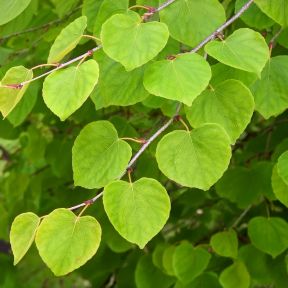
(1, 0, 288, 287)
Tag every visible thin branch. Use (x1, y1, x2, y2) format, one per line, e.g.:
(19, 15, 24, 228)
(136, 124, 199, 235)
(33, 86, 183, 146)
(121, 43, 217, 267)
(231, 205, 252, 228)
(156, 0, 176, 12)
(191, 0, 254, 52)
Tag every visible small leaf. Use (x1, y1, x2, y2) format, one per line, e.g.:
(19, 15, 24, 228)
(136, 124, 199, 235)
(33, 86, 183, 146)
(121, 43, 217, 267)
(103, 178, 170, 248)
(35, 208, 101, 276)
(219, 261, 250, 288)
(272, 165, 288, 208)
(186, 79, 254, 144)
(43, 59, 99, 120)
(210, 230, 238, 259)
(0, 66, 33, 118)
(10, 212, 40, 265)
(173, 243, 211, 285)
(72, 121, 132, 189)
(205, 28, 269, 76)
(276, 151, 288, 185)
(143, 53, 211, 106)
(156, 124, 231, 190)
(101, 11, 169, 71)
(248, 217, 288, 257)
(0, 0, 31, 25)
(48, 16, 87, 64)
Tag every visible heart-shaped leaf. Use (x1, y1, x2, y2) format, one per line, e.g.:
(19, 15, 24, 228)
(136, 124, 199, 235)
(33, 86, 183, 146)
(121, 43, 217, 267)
(248, 216, 288, 257)
(186, 79, 255, 144)
(205, 28, 269, 76)
(143, 53, 211, 106)
(0, 66, 33, 118)
(272, 164, 288, 208)
(48, 16, 87, 64)
(72, 121, 132, 189)
(173, 243, 211, 285)
(35, 208, 101, 276)
(156, 124, 231, 190)
(276, 151, 288, 185)
(10, 212, 40, 265)
(101, 11, 169, 71)
(103, 178, 170, 248)
(43, 59, 99, 121)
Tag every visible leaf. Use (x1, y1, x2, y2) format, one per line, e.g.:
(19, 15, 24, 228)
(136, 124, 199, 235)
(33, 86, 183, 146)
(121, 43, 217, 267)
(251, 56, 288, 119)
(10, 212, 40, 265)
(205, 28, 269, 76)
(156, 124, 231, 190)
(276, 151, 288, 185)
(47, 16, 87, 64)
(35, 208, 101, 276)
(173, 243, 211, 285)
(103, 178, 170, 248)
(219, 261, 250, 288)
(43, 59, 99, 121)
(72, 121, 132, 189)
(254, 0, 288, 27)
(101, 11, 169, 71)
(174, 273, 221, 288)
(159, 0, 226, 47)
(0, 0, 31, 25)
(210, 230, 238, 259)
(143, 53, 211, 106)
(162, 245, 176, 276)
(82, 0, 102, 32)
(248, 217, 288, 257)
(186, 79, 254, 144)
(135, 255, 175, 288)
(0, 66, 33, 118)
(90, 51, 149, 109)
(272, 165, 288, 208)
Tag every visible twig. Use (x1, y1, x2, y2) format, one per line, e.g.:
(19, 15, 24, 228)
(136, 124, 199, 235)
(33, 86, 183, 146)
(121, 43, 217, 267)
(156, 0, 176, 12)
(231, 205, 252, 228)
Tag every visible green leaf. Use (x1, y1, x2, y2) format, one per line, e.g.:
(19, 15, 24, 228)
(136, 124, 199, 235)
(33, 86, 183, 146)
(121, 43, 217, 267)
(135, 255, 175, 288)
(90, 51, 149, 109)
(103, 178, 170, 248)
(143, 53, 211, 106)
(251, 56, 288, 119)
(272, 165, 288, 208)
(0, 0, 31, 25)
(210, 230, 238, 259)
(101, 11, 169, 71)
(174, 273, 221, 288)
(0, 66, 33, 118)
(205, 28, 269, 76)
(185, 79, 254, 144)
(35, 208, 101, 276)
(47, 16, 87, 64)
(10, 212, 40, 265)
(72, 121, 132, 189)
(173, 243, 211, 285)
(219, 261, 250, 288)
(162, 245, 176, 276)
(248, 217, 288, 257)
(254, 0, 288, 27)
(159, 0, 226, 47)
(82, 0, 102, 32)
(156, 124, 231, 190)
(43, 59, 99, 121)
(277, 151, 288, 185)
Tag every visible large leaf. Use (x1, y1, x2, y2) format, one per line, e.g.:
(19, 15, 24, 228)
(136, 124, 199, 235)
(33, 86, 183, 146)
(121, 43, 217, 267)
(251, 56, 288, 119)
(159, 0, 226, 47)
(248, 217, 288, 257)
(103, 178, 170, 248)
(205, 28, 269, 76)
(43, 60, 99, 121)
(156, 124, 231, 190)
(186, 80, 254, 144)
(90, 51, 149, 109)
(0, 0, 31, 25)
(272, 165, 288, 208)
(10, 212, 40, 265)
(101, 11, 169, 71)
(35, 208, 101, 276)
(0, 66, 33, 118)
(277, 151, 288, 185)
(72, 121, 132, 189)
(219, 261, 250, 288)
(210, 230, 238, 259)
(143, 53, 211, 106)
(48, 16, 87, 64)
(173, 243, 211, 285)
(254, 0, 288, 27)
